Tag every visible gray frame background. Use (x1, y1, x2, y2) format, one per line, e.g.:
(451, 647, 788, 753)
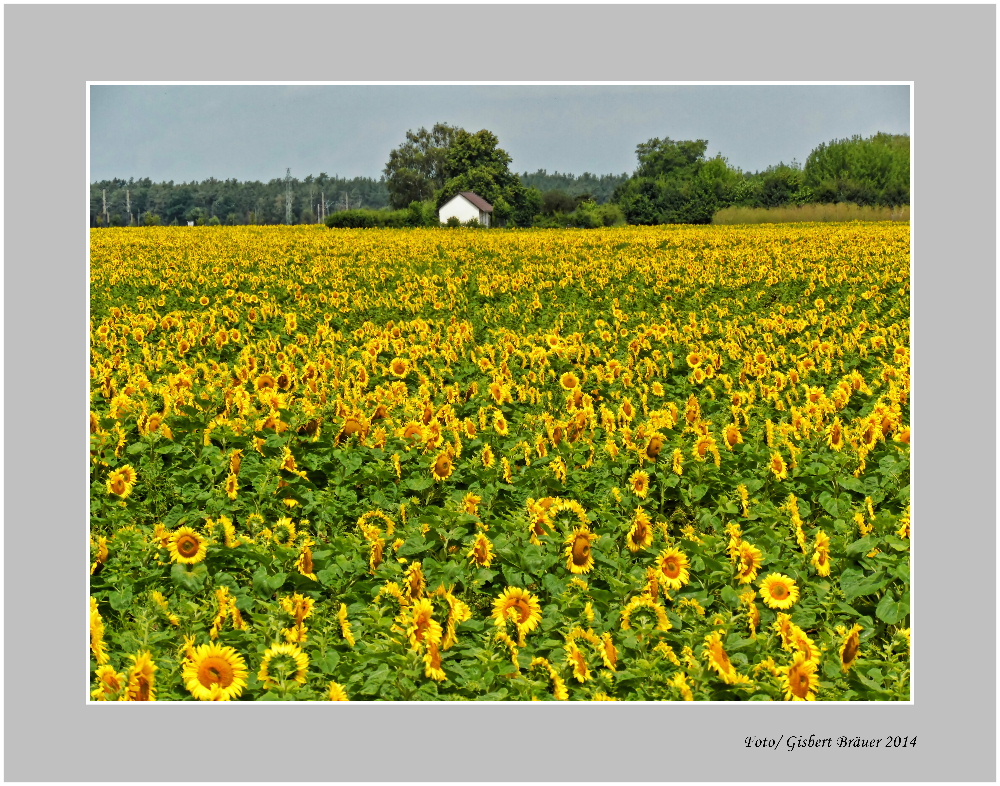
(5, 4, 995, 782)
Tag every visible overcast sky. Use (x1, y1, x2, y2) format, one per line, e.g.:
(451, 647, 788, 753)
(90, 84, 910, 183)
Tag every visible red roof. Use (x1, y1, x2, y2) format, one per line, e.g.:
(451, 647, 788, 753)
(457, 191, 493, 212)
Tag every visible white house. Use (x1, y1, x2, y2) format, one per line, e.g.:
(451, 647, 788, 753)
(438, 191, 493, 227)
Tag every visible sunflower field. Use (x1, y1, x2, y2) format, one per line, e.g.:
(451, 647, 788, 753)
(89, 223, 910, 701)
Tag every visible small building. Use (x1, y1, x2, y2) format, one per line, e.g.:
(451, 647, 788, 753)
(438, 191, 493, 227)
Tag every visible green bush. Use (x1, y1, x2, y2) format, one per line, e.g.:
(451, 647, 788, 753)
(325, 209, 412, 229)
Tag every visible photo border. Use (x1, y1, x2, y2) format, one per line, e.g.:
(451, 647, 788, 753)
(5, 4, 995, 782)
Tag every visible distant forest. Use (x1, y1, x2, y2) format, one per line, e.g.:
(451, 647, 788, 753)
(90, 131, 908, 227)
(88, 170, 630, 227)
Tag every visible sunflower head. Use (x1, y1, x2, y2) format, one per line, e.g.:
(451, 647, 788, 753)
(759, 573, 800, 610)
(627, 510, 653, 555)
(630, 470, 651, 498)
(467, 532, 494, 568)
(183, 643, 248, 701)
(565, 528, 597, 574)
(566, 641, 591, 683)
(723, 424, 743, 450)
(258, 642, 309, 689)
(645, 435, 664, 461)
(656, 546, 691, 590)
(168, 527, 207, 565)
(769, 452, 788, 480)
(783, 651, 819, 701)
(840, 624, 863, 671)
(328, 681, 350, 701)
(493, 587, 542, 640)
(560, 372, 580, 391)
(389, 357, 410, 378)
(431, 451, 455, 481)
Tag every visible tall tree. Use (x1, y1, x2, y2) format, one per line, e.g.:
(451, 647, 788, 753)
(614, 137, 742, 224)
(437, 129, 530, 225)
(383, 122, 463, 208)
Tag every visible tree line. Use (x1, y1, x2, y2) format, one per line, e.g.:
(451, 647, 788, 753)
(91, 127, 908, 228)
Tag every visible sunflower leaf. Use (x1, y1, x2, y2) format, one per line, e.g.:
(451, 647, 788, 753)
(845, 536, 878, 558)
(171, 563, 207, 592)
(875, 592, 908, 625)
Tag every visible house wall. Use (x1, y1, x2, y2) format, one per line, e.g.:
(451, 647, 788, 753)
(438, 196, 490, 227)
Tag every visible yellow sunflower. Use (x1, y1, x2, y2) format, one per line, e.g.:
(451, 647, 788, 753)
(467, 532, 495, 568)
(406, 598, 443, 651)
(620, 595, 672, 632)
(106, 465, 137, 498)
(404, 560, 427, 600)
(271, 517, 297, 548)
(431, 451, 455, 482)
(560, 372, 581, 391)
(782, 651, 819, 701)
(183, 643, 249, 701)
(255, 373, 278, 391)
(461, 492, 482, 515)
(566, 641, 591, 683)
(656, 546, 691, 591)
(388, 357, 410, 378)
(811, 530, 832, 577)
(630, 469, 651, 499)
(644, 434, 664, 462)
(258, 642, 309, 689)
(735, 542, 764, 585)
(481, 444, 496, 468)
(827, 417, 845, 451)
(759, 573, 800, 610)
(327, 681, 350, 701)
(599, 633, 619, 671)
(168, 527, 207, 565)
(840, 624, 863, 672)
(424, 639, 447, 682)
(769, 451, 789, 480)
(338, 603, 356, 647)
(723, 423, 743, 450)
(493, 587, 542, 643)
(704, 631, 747, 685)
(122, 651, 157, 701)
(401, 421, 425, 443)
(626, 507, 654, 552)
(564, 528, 597, 574)
(91, 665, 125, 701)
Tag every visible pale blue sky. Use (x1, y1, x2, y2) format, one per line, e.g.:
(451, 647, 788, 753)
(90, 84, 910, 183)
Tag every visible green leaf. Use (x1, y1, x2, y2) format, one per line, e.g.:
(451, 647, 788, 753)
(720, 585, 741, 609)
(837, 476, 865, 494)
(502, 564, 526, 587)
(171, 563, 208, 592)
(314, 651, 341, 675)
(841, 568, 890, 602)
(875, 592, 908, 625)
(397, 535, 430, 557)
(361, 664, 391, 695)
(819, 491, 852, 519)
(268, 572, 288, 591)
(845, 536, 878, 558)
(108, 586, 133, 611)
(404, 476, 434, 492)
(884, 535, 910, 552)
